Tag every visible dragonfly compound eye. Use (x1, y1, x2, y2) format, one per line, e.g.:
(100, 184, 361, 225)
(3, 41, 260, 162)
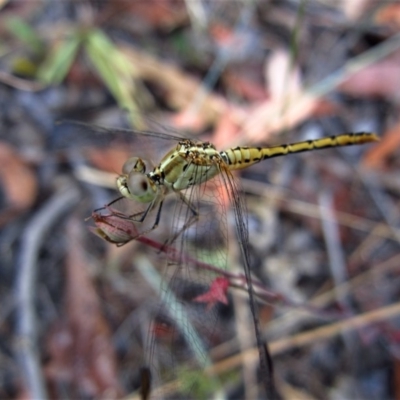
(122, 157, 146, 175)
(127, 171, 156, 203)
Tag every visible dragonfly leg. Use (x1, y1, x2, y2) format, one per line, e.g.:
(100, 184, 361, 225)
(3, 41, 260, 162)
(122, 200, 165, 242)
(92, 196, 165, 246)
(93, 196, 124, 214)
(129, 198, 157, 223)
(108, 201, 165, 247)
(96, 195, 158, 224)
(98, 203, 146, 222)
(92, 196, 148, 222)
(139, 366, 151, 400)
(93, 191, 198, 248)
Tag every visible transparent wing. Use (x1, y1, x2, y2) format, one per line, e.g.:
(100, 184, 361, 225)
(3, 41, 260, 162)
(141, 161, 269, 398)
(50, 118, 180, 207)
(52, 119, 180, 161)
(70, 119, 271, 397)
(58, 119, 187, 142)
(141, 167, 232, 398)
(218, 164, 274, 398)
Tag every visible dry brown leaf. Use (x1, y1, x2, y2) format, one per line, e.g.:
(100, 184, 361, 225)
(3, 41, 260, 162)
(0, 142, 37, 224)
(45, 218, 123, 398)
(226, 50, 334, 145)
(86, 147, 133, 174)
(209, 22, 236, 47)
(120, 44, 228, 122)
(66, 218, 122, 397)
(120, 45, 324, 144)
(267, 50, 302, 103)
(170, 108, 210, 133)
(240, 93, 325, 144)
(45, 322, 75, 383)
(362, 122, 400, 169)
(222, 68, 268, 101)
(375, 2, 400, 28)
(121, 42, 331, 147)
(121, 0, 188, 29)
(0, 0, 9, 10)
(339, 0, 374, 21)
(212, 109, 242, 148)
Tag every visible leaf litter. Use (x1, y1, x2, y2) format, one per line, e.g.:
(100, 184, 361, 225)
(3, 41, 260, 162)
(4, 1, 400, 399)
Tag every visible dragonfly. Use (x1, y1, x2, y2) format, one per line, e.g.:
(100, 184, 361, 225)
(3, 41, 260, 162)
(78, 119, 378, 398)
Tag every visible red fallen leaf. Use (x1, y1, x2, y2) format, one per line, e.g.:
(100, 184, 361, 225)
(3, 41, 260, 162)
(193, 277, 230, 311)
(90, 207, 139, 246)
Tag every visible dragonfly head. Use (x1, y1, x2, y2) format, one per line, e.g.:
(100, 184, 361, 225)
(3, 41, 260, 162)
(117, 157, 157, 203)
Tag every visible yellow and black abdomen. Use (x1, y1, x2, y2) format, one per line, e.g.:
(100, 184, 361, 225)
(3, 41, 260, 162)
(222, 132, 379, 171)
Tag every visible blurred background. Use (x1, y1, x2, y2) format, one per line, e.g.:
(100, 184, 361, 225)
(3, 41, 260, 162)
(2, 0, 400, 399)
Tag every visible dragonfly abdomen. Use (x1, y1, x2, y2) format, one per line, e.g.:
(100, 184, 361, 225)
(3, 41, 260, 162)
(221, 147, 264, 170)
(223, 132, 378, 171)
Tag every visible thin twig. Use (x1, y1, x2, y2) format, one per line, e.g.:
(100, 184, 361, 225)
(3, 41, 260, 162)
(212, 300, 400, 376)
(319, 190, 350, 303)
(129, 300, 400, 399)
(15, 182, 81, 399)
(241, 178, 400, 241)
(0, 70, 44, 91)
(318, 189, 359, 378)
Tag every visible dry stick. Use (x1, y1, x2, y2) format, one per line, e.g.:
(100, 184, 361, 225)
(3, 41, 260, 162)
(360, 171, 400, 243)
(241, 178, 400, 242)
(240, 30, 400, 143)
(348, 223, 388, 266)
(318, 189, 360, 373)
(222, 252, 400, 363)
(212, 300, 400, 375)
(266, 252, 400, 341)
(95, 205, 349, 325)
(140, 301, 400, 399)
(309, 30, 400, 98)
(123, 216, 400, 397)
(319, 190, 349, 297)
(0, 70, 44, 91)
(15, 182, 81, 399)
(137, 231, 329, 318)
(229, 225, 260, 399)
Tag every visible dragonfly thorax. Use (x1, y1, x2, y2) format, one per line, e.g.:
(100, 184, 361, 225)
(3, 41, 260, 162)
(149, 140, 225, 191)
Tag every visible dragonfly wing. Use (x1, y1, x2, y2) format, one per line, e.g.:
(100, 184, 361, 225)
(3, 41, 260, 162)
(58, 120, 187, 142)
(142, 170, 232, 397)
(142, 161, 273, 397)
(219, 164, 276, 398)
